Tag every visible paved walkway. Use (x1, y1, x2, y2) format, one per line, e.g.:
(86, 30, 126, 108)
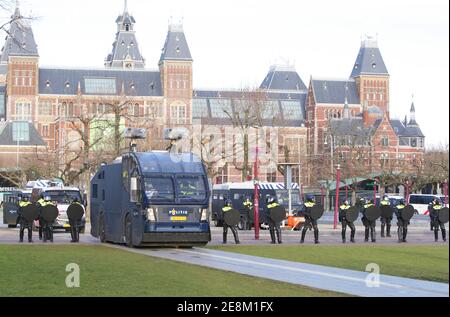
(109, 246, 449, 297)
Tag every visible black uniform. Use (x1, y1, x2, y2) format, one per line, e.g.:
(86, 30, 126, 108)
(69, 201, 84, 243)
(339, 203, 355, 243)
(38, 200, 56, 243)
(243, 199, 253, 230)
(394, 203, 409, 243)
(267, 202, 282, 244)
(36, 197, 45, 240)
(18, 200, 33, 243)
(380, 199, 392, 237)
(429, 202, 447, 242)
(362, 202, 377, 243)
(301, 201, 319, 244)
(222, 205, 240, 244)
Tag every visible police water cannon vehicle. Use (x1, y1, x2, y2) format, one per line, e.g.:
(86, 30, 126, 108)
(2, 189, 30, 228)
(90, 128, 211, 247)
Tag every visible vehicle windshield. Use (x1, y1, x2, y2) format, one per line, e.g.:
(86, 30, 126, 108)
(144, 177, 175, 202)
(276, 190, 301, 205)
(177, 175, 207, 202)
(44, 191, 82, 204)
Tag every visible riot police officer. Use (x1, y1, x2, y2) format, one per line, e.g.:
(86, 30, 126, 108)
(339, 200, 355, 243)
(222, 198, 240, 244)
(69, 197, 83, 243)
(17, 194, 33, 243)
(429, 199, 446, 242)
(36, 194, 45, 240)
(266, 196, 282, 244)
(39, 195, 56, 243)
(380, 195, 393, 238)
(395, 199, 409, 243)
(243, 196, 253, 230)
(362, 198, 377, 243)
(301, 195, 320, 244)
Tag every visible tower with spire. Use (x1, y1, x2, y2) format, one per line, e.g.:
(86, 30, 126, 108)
(159, 19, 193, 125)
(105, 0, 145, 69)
(1, 0, 40, 121)
(351, 35, 390, 118)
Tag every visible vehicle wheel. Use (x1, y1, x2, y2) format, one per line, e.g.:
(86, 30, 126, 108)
(125, 214, 133, 248)
(99, 215, 106, 243)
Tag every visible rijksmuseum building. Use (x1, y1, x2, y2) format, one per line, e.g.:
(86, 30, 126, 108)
(0, 2, 425, 188)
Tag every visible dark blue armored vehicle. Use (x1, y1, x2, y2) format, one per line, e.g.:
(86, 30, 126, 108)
(90, 151, 211, 247)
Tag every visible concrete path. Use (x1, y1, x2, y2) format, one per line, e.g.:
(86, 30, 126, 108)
(108, 245, 449, 297)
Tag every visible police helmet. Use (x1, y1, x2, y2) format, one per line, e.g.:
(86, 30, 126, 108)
(225, 199, 233, 207)
(382, 195, 389, 201)
(267, 196, 276, 204)
(306, 194, 315, 202)
(72, 197, 79, 203)
(18, 193, 23, 200)
(44, 195, 52, 201)
(22, 195, 29, 202)
(434, 198, 441, 205)
(399, 198, 406, 205)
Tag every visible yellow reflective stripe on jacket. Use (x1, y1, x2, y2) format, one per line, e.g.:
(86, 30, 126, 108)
(381, 201, 390, 206)
(268, 203, 279, 209)
(340, 205, 351, 210)
(222, 206, 233, 212)
(40, 201, 56, 207)
(396, 205, 405, 210)
(19, 202, 32, 207)
(243, 202, 253, 206)
(364, 204, 374, 209)
(305, 202, 315, 208)
(37, 199, 45, 205)
(433, 205, 442, 210)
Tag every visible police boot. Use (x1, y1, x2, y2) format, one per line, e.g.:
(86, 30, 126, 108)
(70, 227, 76, 243)
(442, 229, 447, 242)
(403, 228, 408, 243)
(39, 227, 43, 241)
(300, 229, 306, 244)
(434, 229, 439, 242)
(350, 230, 356, 243)
(398, 227, 403, 243)
(371, 228, 376, 243)
(28, 227, 33, 243)
(387, 224, 392, 237)
(270, 229, 276, 244)
(19, 228, 24, 243)
(232, 229, 240, 245)
(276, 230, 282, 244)
(381, 224, 385, 238)
(364, 228, 369, 242)
(223, 232, 227, 244)
(75, 227, 80, 243)
(314, 230, 320, 244)
(341, 229, 346, 243)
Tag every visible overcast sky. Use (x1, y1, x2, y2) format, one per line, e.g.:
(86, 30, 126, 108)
(2, 0, 449, 147)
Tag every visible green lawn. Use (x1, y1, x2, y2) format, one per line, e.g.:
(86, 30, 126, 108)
(208, 245, 449, 283)
(0, 245, 345, 297)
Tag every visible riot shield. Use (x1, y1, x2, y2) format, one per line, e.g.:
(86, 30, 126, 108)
(401, 205, 416, 221)
(269, 205, 287, 224)
(345, 206, 359, 223)
(310, 204, 325, 220)
(21, 204, 39, 223)
(380, 205, 394, 219)
(67, 204, 85, 222)
(438, 207, 449, 224)
(41, 205, 59, 223)
(223, 208, 241, 226)
(365, 206, 381, 221)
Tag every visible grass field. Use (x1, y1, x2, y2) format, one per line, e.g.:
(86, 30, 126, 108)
(0, 245, 345, 297)
(208, 245, 449, 283)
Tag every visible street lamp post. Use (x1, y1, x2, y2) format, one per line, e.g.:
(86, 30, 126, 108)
(405, 179, 410, 205)
(334, 164, 341, 230)
(444, 179, 448, 207)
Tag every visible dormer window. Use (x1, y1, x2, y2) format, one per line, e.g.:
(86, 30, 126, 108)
(45, 81, 51, 87)
(176, 47, 181, 53)
(125, 24, 130, 31)
(65, 81, 71, 88)
(372, 63, 377, 69)
(130, 83, 136, 90)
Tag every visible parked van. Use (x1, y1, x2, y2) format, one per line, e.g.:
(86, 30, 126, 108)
(408, 194, 445, 215)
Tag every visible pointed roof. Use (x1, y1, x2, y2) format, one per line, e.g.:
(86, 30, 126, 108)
(408, 101, 419, 127)
(0, 4, 39, 63)
(105, 1, 144, 69)
(159, 23, 193, 63)
(351, 36, 388, 78)
(0, 121, 46, 147)
(260, 64, 307, 92)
